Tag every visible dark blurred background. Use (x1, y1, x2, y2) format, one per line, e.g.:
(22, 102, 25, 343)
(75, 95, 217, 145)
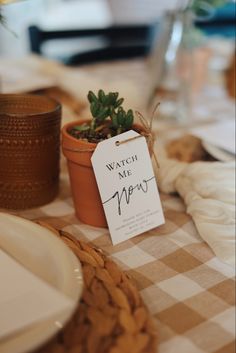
(0, 0, 235, 63)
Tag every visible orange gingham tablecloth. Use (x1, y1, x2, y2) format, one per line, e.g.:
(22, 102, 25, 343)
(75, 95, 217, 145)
(12, 166, 236, 353)
(2, 52, 235, 353)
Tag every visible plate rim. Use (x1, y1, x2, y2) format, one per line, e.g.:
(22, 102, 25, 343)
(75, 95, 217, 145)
(202, 141, 235, 162)
(0, 212, 83, 353)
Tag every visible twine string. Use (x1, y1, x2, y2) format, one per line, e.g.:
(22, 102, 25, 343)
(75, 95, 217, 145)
(115, 134, 144, 146)
(135, 104, 160, 169)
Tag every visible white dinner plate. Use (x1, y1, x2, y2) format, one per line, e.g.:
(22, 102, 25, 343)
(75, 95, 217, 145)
(203, 141, 235, 162)
(0, 212, 83, 353)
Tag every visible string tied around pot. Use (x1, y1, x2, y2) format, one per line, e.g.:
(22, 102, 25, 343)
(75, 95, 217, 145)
(117, 103, 160, 169)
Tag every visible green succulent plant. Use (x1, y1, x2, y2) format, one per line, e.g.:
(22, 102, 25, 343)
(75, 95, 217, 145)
(74, 89, 134, 138)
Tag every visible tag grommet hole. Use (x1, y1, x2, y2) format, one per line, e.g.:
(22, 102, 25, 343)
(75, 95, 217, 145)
(115, 141, 120, 146)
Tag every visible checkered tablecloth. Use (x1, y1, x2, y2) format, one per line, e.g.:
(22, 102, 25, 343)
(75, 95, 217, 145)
(12, 163, 235, 353)
(2, 48, 235, 353)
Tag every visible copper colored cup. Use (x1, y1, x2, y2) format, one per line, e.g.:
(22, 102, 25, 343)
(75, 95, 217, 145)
(0, 94, 61, 209)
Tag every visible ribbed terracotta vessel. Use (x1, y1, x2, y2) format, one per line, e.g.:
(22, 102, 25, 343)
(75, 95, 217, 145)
(0, 94, 61, 209)
(62, 119, 147, 228)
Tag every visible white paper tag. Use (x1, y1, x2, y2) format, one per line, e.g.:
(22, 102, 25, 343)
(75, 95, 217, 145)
(91, 130, 165, 245)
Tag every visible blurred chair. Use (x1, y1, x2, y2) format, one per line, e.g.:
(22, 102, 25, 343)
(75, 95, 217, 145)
(28, 1, 235, 65)
(28, 24, 158, 65)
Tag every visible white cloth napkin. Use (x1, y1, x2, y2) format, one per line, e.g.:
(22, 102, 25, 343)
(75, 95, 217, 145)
(156, 154, 235, 267)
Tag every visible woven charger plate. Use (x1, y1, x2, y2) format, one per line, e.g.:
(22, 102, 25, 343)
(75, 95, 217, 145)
(35, 222, 158, 353)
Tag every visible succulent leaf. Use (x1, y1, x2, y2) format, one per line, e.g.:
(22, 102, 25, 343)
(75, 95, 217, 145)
(124, 111, 134, 128)
(97, 107, 109, 120)
(88, 91, 97, 103)
(114, 98, 124, 108)
(98, 89, 106, 103)
(111, 113, 118, 128)
(117, 108, 125, 126)
(90, 101, 100, 117)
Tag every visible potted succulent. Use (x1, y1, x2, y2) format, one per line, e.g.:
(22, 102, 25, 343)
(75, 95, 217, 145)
(62, 90, 148, 228)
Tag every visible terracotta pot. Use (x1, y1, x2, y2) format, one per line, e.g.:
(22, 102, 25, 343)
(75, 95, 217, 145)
(62, 119, 105, 227)
(62, 119, 147, 228)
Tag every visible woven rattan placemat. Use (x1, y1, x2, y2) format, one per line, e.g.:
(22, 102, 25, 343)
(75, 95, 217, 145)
(35, 221, 157, 353)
